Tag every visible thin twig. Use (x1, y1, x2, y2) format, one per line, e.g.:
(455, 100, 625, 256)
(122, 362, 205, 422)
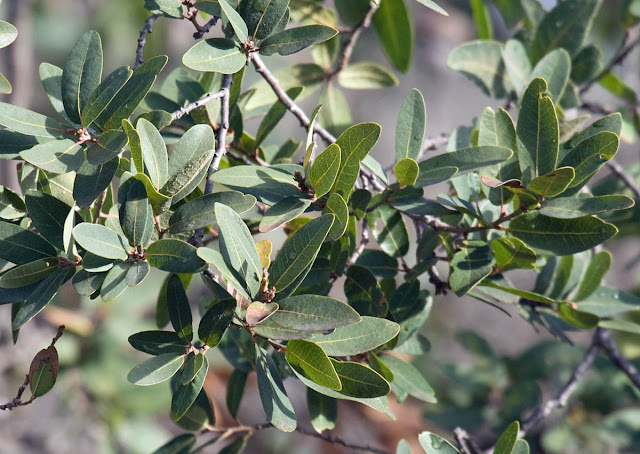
(171, 89, 226, 121)
(0, 375, 32, 411)
(206, 73, 233, 183)
(606, 159, 640, 200)
(249, 53, 385, 191)
(134, 14, 159, 69)
(328, 1, 379, 78)
(454, 428, 482, 454)
(294, 426, 392, 454)
(595, 328, 640, 390)
(193, 16, 219, 39)
(346, 221, 370, 266)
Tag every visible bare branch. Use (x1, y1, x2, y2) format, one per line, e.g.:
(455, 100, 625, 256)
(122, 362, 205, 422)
(328, 1, 379, 78)
(206, 73, 233, 181)
(0, 374, 33, 411)
(346, 221, 370, 266)
(193, 16, 219, 39)
(606, 159, 640, 201)
(454, 427, 482, 454)
(294, 426, 392, 454)
(596, 328, 640, 390)
(171, 89, 226, 121)
(134, 14, 159, 69)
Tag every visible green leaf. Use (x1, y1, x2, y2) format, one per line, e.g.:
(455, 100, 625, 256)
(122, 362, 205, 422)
(121, 178, 154, 247)
(269, 214, 334, 292)
(145, 0, 184, 18)
(73, 158, 119, 208)
(171, 355, 208, 420)
(494, 421, 519, 454)
(307, 388, 337, 432)
(372, 0, 414, 73)
(242, 0, 289, 41)
(166, 274, 193, 342)
(82, 66, 133, 127)
(323, 193, 348, 241)
(147, 239, 207, 273)
(447, 40, 510, 98)
(491, 238, 536, 272)
(61, 30, 103, 125)
(198, 299, 236, 347)
(132, 173, 172, 216)
(419, 432, 460, 453)
(362, 154, 389, 186)
(254, 294, 360, 338)
(0, 258, 59, 289)
(396, 440, 411, 454)
(137, 118, 168, 189)
(246, 301, 279, 325)
(210, 164, 304, 205)
(344, 265, 387, 317)
(558, 303, 599, 329)
(0, 185, 25, 220)
(559, 131, 619, 188)
(0, 72, 10, 94)
(508, 212, 617, 256)
(150, 434, 196, 454)
(394, 158, 419, 186)
(516, 78, 559, 185)
(100, 261, 131, 301)
(127, 352, 184, 386)
(502, 40, 532, 97)
(573, 250, 612, 301)
(481, 280, 555, 304)
(255, 345, 297, 432)
(368, 205, 409, 258)
(0, 221, 57, 265)
(286, 339, 341, 390)
(256, 86, 303, 148)
(216, 203, 263, 298)
(540, 195, 634, 219)
(309, 143, 341, 198)
(559, 113, 621, 162)
(259, 25, 338, 56)
(219, 0, 249, 42)
(12, 267, 74, 329)
(39, 63, 68, 122)
(529, 48, 571, 103)
(128, 330, 190, 356)
(512, 440, 530, 454)
(0, 102, 71, 139)
(73, 223, 130, 260)
(575, 286, 640, 317)
(396, 89, 426, 161)
(528, 167, 575, 198)
(182, 38, 246, 74)
(25, 191, 73, 250)
(331, 359, 390, 398)
(197, 248, 250, 299)
(355, 249, 398, 278)
(417, 146, 513, 185)
(96, 55, 168, 130)
(470, 0, 493, 40)
(571, 45, 602, 85)
(380, 355, 436, 403)
(529, 0, 602, 64)
(226, 368, 247, 418)
(87, 132, 129, 165)
(338, 62, 398, 90)
(310, 316, 400, 356)
(20, 139, 84, 174)
(29, 345, 59, 398)
(259, 197, 311, 233)
(169, 191, 256, 233)
(0, 19, 18, 48)
(450, 241, 494, 296)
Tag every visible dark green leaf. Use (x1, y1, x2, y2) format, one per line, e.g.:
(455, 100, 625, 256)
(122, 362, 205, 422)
(171, 355, 208, 420)
(39, 63, 68, 122)
(147, 239, 207, 273)
(255, 345, 297, 432)
(167, 274, 193, 342)
(0, 258, 59, 289)
(559, 131, 619, 188)
(269, 214, 334, 292)
(331, 359, 390, 398)
(137, 118, 168, 189)
(259, 197, 311, 233)
(529, 48, 571, 103)
(259, 25, 338, 56)
(417, 146, 513, 185)
(128, 330, 190, 356)
(182, 38, 246, 74)
(344, 265, 387, 317)
(0, 221, 57, 265)
(516, 78, 559, 185)
(241, 0, 289, 41)
(73, 158, 118, 208)
(150, 434, 196, 454)
(169, 191, 256, 233)
(494, 421, 519, 454)
(573, 250, 611, 301)
(307, 388, 337, 432)
(82, 66, 133, 127)
(127, 352, 185, 386)
(197, 248, 251, 299)
(12, 267, 74, 329)
(372, 0, 413, 73)
(61, 30, 103, 125)
(219, 0, 249, 42)
(85, 130, 128, 166)
(198, 299, 236, 347)
(508, 212, 617, 256)
(72, 269, 105, 296)
(73, 223, 130, 260)
(132, 172, 172, 215)
(368, 206, 409, 258)
(100, 261, 131, 301)
(310, 316, 400, 356)
(491, 238, 536, 272)
(226, 368, 247, 418)
(29, 345, 59, 398)
(286, 339, 341, 390)
(25, 190, 73, 250)
(450, 241, 493, 296)
(121, 178, 154, 247)
(355, 249, 398, 278)
(540, 195, 634, 219)
(96, 55, 168, 130)
(0, 102, 71, 139)
(323, 193, 348, 241)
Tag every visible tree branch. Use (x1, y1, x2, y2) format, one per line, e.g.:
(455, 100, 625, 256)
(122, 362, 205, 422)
(327, 1, 379, 78)
(133, 14, 159, 69)
(294, 425, 392, 454)
(205, 73, 233, 192)
(606, 159, 640, 201)
(171, 89, 227, 121)
(595, 328, 640, 390)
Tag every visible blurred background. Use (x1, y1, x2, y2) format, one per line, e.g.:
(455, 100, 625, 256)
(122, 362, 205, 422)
(0, 1, 638, 453)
